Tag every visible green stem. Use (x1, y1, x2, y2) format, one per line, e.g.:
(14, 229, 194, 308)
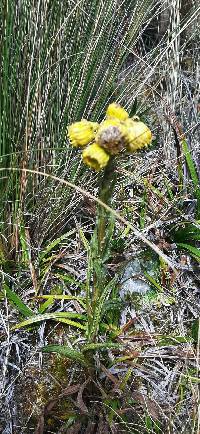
(97, 156, 117, 255)
(87, 157, 117, 342)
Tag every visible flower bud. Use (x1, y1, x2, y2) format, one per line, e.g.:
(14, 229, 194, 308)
(68, 120, 99, 148)
(106, 103, 129, 121)
(125, 118, 152, 152)
(82, 143, 110, 171)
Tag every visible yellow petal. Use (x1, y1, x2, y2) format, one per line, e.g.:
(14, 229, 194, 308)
(125, 118, 152, 152)
(82, 143, 110, 171)
(68, 120, 99, 148)
(106, 103, 129, 121)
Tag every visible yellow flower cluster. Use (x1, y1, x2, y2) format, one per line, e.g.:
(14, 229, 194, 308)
(67, 103, 152, 171)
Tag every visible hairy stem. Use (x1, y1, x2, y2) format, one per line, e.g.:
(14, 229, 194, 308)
(97, 156, 117, 254)
(88, 157, 117, 342)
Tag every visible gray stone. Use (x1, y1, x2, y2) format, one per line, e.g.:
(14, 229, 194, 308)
(120, 259, 151, 298)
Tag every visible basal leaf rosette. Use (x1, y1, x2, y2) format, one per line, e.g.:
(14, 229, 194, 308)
(124, 117, 152, 152)
(68, 120, 99, 148)
(96, 118, 127, 155)
(82, 143, 110, 171)
(106, 103, 129, 121)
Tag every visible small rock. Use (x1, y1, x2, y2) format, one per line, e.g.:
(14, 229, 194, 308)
(120, 259, 151, 298)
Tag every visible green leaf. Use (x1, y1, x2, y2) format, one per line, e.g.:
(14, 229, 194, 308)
(89, 277, 118, 341)
(191, 319, 200, 343)
(157, 335, 193, 345)
(182, 140, 199, 189)
(182, 139, 200, 217)
(102, 298, 123, 315)
(172, 223, 200, 242)
(102, 213, 116, 262)
(11, 311, 87, 331)
(79, 228, 90, 252)
(143, 272, 164, 292)
(53, 273, 86, 291)
(4, 284, 34, 317)
(177, 243, 200, 259)
(82, 342, 121, 352)
(51, 319, 86, 330)
(119, 367, 133, 391)
(38, 297, 54, 314)
(163, 177, 174, 201)
(42, 345, 88, 366)
(36, 294, 86, 309)
(110, 354, 139, 365)
(180, 373, 200, 384)
(39, 230, 76, 261)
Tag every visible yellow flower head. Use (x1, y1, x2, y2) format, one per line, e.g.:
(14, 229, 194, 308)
(96, 118, 127, 155)
(82, 143, 110, 171)
(68, 120, 99, 148)
(124, 118, 152, 152)
(106, 103, 129, 121)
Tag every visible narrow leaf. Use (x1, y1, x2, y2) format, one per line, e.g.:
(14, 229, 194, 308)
(42, 345, 88, 366)
(172, 223, 200, 242)
(36, 294, 86, 309)
(4, 284, 34, 317)
(52, 318, 86, 330)
(89, 277, 117, 340)
(53, 273, 86, 290)
(40, 230, 76, 260)
(79, 229, 90, 251)
(182, 140, 199, 188)
(182, 139, 200, 216)
(143, 272, 164, 292)
(191, 319, 200, 343)
(11, 311, 86, 331)
(177, 243, 200, 259)
(82, 342, 121, 352)
(38, 297, 54, 314)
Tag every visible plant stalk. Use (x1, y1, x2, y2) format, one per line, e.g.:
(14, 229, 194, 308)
(87, 157, 117, 342)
